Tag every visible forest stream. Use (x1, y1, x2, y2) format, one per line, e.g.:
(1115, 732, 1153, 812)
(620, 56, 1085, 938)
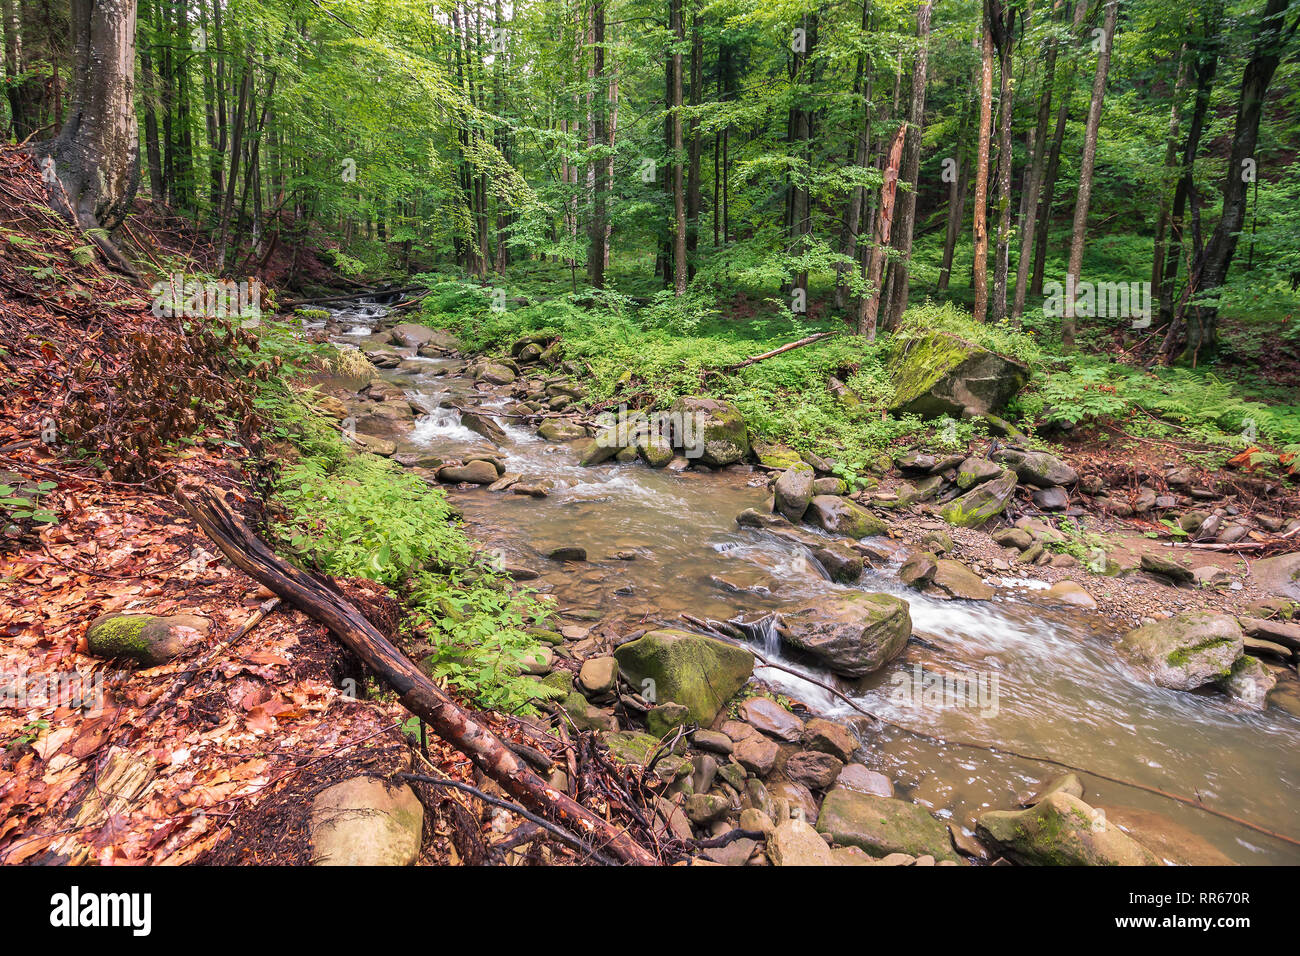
(313, 296, 1300, 866)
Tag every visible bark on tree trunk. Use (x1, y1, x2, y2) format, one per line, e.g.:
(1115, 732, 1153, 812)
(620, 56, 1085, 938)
(857, 123, 905, 339)
(671, 0, 687, 296)
(972, 13, 994, 323)
(587, 0, 607, 288)
(37, 0, 140, 275)
(990, 0, 1016, 322)
(1062, 0, 1118, 352)
(882, 0, 932, 330)
(1171, 0, 1293, 361)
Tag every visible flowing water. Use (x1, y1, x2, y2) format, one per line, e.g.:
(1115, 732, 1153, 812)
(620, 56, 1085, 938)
(312, 298, 1300, 865)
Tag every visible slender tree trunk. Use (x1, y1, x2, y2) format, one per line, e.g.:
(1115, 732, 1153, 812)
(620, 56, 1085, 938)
(670, 0, 686, 295)
(857, 124, 906, 338)
(1151, 43, 1191, 303)
(990, 0, 1016, 321)
(587, 0, 607, 288)
(1062, 0, 1118, 351)
(1012, 1, 1065, 319)
(972, 12, 994, 322)
(685, 3, 702, 278)
(938, 91, 972, 293)
(1032, 0, 1090, 296)
(882, 0, 932, 329)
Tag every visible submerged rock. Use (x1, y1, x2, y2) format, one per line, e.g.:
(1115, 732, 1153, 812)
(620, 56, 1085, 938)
(976, 791, 1158, 866)
(817, 787, 961, 862)
(1116, 612, 1243, 690)
(1218, 655, 1276, 709)
(777, 592, 912, 678)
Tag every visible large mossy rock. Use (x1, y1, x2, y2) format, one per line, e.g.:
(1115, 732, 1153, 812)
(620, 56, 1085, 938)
(613, 629, 754, 724)
(887, 331, 1030, 419)
(85, 613, 209, 666)
(1116, 612, 1244, 690)
(804, 495, 889, 538)
(777, 592, 911, 678)
(669, 396, 750, 467)
(976, 791, 1159, 866)
(816, 787, 961, 862)
(309, 777, 424, 866)
(939, 469, 1017, 527)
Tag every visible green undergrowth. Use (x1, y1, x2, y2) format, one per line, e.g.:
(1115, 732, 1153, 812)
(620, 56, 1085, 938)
(414, 274, 1299, 473)
(242, 321, 555, 714)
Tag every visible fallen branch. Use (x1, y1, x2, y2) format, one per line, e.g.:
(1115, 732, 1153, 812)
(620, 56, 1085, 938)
(173, 482, 658, 865)
(708, 331, 838, 376)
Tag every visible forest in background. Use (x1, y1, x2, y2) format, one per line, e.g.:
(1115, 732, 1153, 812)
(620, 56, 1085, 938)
(3, 0, 1297, 364)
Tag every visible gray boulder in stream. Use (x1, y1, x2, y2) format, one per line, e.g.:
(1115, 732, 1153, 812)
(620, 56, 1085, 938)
(994, 448, 1078, 487)
(1116, 612, 1244, 690)
(887, 331, 1029, 419)
(669, 396, 749, 466)
(817, 787, 961, 862)
(777, 592, 911, 678)
(460, 410, 507, 445)
(774, 463, 815, 521)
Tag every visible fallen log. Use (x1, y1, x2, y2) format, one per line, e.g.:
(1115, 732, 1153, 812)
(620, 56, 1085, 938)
(709, 331, 838, 376)
(173, 482, 657, 866)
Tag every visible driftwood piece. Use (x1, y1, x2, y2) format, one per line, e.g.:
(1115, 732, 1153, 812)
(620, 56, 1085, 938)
(173, 482, 657, 866)
(715, 331, 838, 375)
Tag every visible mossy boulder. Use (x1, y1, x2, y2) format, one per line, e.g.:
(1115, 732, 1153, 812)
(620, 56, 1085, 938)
(537, 419, 587, 442)
(669, 396, 750, 467)
(85, 613, 209, 667)
(805, 495, 890, 538)
(777, 592, 912, 678)
(887, 331, 1030, 419)
(1217, 655, 1275, 709)
(939, 469, 1018, 528)
(817, 787, 961, 862)
(976, 791, 1159, 866)
(1116, 612, 1244, 690)
(752, 441, 804, 469)
(613, 629, 754, 724)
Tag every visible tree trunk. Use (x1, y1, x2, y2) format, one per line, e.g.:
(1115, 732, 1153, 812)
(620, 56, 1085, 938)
(1031, 0, 1090, 296)
(670, 0, 687, 295)
(37, 0, 140, 274)
(1150, 43, 1191, 305)
(857, 123, 906, 339)
(972, 12, 994, 322)
(990, 0, 1016, 322)
(685, 3, 702, 278)
(1012, 0, 1065, 320)
(882, 0, 932, 330)
(587, 0, 607, 288)
(1170, 0, 1293, 360)
(1061, 0, 1118, 352)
